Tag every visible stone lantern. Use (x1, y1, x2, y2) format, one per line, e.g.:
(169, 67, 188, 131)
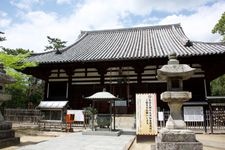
(0, 64, 15, 121)
(0, 64, 20, 148)
(152, 53, 203, 150)
(157, 53, 195, 129)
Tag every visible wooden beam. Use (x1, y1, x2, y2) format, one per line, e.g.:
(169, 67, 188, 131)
(97, 67, 108, 85)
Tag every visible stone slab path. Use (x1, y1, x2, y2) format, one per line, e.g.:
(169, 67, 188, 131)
(18, 132, 135, 150)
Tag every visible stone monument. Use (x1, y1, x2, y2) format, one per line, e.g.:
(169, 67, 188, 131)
(152, 53, 203, 150)
(0, 64, 20, 148)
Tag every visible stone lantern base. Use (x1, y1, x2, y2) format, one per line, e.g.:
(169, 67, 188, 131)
(151, 128, 203, 150)
(160, 91, 192, 129)
(0, 121, 20, 149)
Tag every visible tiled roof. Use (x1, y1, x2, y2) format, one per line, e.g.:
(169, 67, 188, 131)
(28, 24, 225, 64)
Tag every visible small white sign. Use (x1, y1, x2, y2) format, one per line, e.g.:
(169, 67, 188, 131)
(115, 100, 127, 106)
(183, 106, 204, 122)
(158, 111, 164, 121)
(67, 110, 84, 122)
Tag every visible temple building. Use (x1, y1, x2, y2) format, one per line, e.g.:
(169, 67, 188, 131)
(22, 24, 225, 114)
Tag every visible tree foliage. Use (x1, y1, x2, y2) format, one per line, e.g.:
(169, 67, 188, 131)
(210, 72, 225, 96)
(0, 40, 43, 108)
(212, 12, 225, 41)
(0, 49, 42, 108)
(211, 76, 225, 96)
(211, 12, 225, 96)
(0, 52, 36, 71)
(45, 36, 67, 54)
(0, 33, 43, 108)
(2, 47, 32, 55)
(0, 32, 6, 42)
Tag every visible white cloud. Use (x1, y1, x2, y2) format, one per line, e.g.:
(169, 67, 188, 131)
(149, 0, 214, 13)
(0, 11, 11, 28)
(158, 1, 225, 42)
(2, 11, 65, 51)
(56, 0, 71, 5)
(10, 0, 42, 11)
(2, 0, 224, 52)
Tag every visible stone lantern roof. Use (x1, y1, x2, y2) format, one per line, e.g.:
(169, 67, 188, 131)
(0, 64, 15, 84)
(157, 53, 196, 81)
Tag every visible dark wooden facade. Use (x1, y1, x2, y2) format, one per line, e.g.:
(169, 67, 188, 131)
(23, 54, 225, 113)
(22, 24, 225, 114)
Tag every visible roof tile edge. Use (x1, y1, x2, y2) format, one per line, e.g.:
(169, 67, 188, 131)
(83, 23, 181, 34)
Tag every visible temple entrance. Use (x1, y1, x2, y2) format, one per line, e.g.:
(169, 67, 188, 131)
(68, 82, 168, 114)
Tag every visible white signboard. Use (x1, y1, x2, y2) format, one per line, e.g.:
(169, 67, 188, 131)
(183, 106, 204, 122)
(158, 111, 164, 121)
(115, 100, 127, 106)
(136, 93, 157, 135)
(67, 110, 84, 122)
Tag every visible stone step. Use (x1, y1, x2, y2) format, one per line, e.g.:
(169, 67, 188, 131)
(114, 115, 135, 129)
(153, 129, 203, 150)
(0, 137, 20, 149)
(154, 141, 203, 150)
(0, 129, 15, 139)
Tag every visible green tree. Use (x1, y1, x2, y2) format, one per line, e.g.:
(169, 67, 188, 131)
(212, 12, 225, 41)
(27, 77, 44, 108)
(0, 34, 40, 108)
(2, 47, 33, 55)
(0, 34, 36, 109)
(45, 36, 67, 54)
(211, 12, 225, 96)
(211, 77, 225, 96)
(0, 51, 38, 108)
(0, 32, 6, 42)
(0, 51, 35, 70)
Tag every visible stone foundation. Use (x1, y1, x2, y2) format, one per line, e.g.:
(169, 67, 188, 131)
(0, 122, 20, 149)
(82, 129, 122, 136)
(152, 129, 203, 150)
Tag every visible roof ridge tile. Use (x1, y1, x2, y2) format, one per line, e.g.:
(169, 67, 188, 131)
(83, 23, 181, 34)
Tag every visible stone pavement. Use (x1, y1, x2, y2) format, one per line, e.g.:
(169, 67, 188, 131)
(130, 134, 225, 150)
(196, 134, 225, 150)
(17, 132, 135, 150)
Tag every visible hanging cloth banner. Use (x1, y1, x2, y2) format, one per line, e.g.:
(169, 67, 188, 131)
(136, 93, 157, 135)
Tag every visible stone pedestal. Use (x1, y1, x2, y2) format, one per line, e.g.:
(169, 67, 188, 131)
(152, 129, 203, 150)
(152, 91, 203, 150)
(161, 91, 191, 129)
(0, 122, 20, 149)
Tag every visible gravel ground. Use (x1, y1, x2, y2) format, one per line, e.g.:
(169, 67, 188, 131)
(2, 123, 77, 150)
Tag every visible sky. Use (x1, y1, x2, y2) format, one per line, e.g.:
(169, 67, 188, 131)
(0, 0, 225, 53)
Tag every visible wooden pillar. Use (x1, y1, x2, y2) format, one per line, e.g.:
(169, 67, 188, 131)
(100, 73, 105, 85)
(134, 66, 144, 85)
(44, 80, 49, 99)
(41, 69, 51, 100)
(205, 77, 213, 133)
(65, 69, 74, 101)
(113, 100, 116, 130)
(203, 106, 207, 133)
(110, 100, 112, 131)
(202, 65, 213, 133)
(97, 67, 107, 86)
(209, 103, 214, 134)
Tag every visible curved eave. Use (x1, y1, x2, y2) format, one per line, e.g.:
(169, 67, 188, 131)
(26, 24, 225, 64)
(28, 51, 225, 65)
